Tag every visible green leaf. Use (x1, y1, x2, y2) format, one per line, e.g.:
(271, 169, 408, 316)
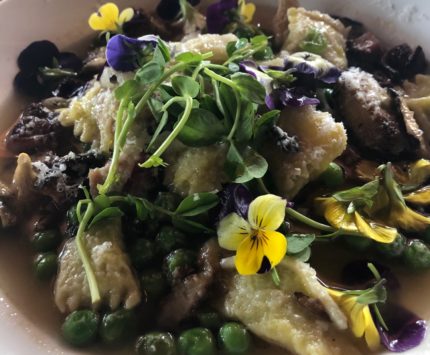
(93, 194, 111, 211)
(235, 100, 256, 143)
(253, 110, 280, 139)
(178, 108, 226, 147)
(135, 61, 163, 84)
(88, 207, 124, 229)
(286, 234, 316, 254)
(225, 142, 268, 183)
(231, 73, 266, 104)
(175, 51, 203, 63)
(355, 280, 387, 305)
(114, 79, 140, 100)
(172, 76, 200, 98)
(172, 215, 215, 234)
(219, 83, 237, 125)
(175, 192, 220, 217)
(291, 247, 311, 262)
(227, 38, 249, 57)
(147, 111, 169, 151)
(333, 180, 380, 208)
(299, 27, 327, 54)
(157, 38, 171, 62)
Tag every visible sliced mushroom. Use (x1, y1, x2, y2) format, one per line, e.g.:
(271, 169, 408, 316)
(335, 67, 420, 160)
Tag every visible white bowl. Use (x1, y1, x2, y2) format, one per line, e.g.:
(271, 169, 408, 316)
(0, 0, 430, 354)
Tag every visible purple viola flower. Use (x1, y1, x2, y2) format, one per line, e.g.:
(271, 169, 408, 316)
(375, 303, 427, 352)
(284, 52, 341, 84)
(239, 61, 273, 93)
(265, 87, 319, 110)
(206, 0, 238, 34)
(106, 34, 158, 72)
(217, 184, 253, 222)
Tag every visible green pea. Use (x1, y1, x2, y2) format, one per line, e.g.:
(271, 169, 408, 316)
(130, 239, 156, 271)
(34, 252, 58, 280)
(196, 310, 223, 330)
(218, 322, 251, 354)
(178, 328, 216, 355)
(100, 309, 137, 344)
(320, 162, 344, 188)
(155, 226, 187, 255)
(140, 270, 168, 302)
(135, 332, 176, 355)
(164, 249, 197, 284)
(375, 233, 406, 258)
(155, 192, 181, 213)
(403, 239, 430, 270)
(62, 310, 99, 347)
(31, 230, 61, 252)
(344, 235, 373, 251)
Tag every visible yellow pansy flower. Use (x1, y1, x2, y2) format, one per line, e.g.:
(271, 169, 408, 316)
(238, 0, 256, 24)
(315, 197, 397, 243)
(382, 164, 430, 232)
(217, 194, 287, 275)
(404, 186, 430, 205)
(328, 288, 381, 351)
(88, 3, 134, 33)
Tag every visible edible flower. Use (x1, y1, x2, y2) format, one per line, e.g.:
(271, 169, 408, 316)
(106, 34, 158, 71)
(88, 2, 134, 33)
(217, 194, 287, 275)
(238, 0, 256, 23)
(265, 87, 320, 109)
(382, 163, 430, 232)
(315, 197, 397, 243)
(327, 286, 383, 350)
(206, 0, 256, 33)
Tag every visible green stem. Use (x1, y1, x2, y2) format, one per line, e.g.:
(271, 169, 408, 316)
(162, 96, 186, 111)
(227, 90, 242, 140)
(140, 95, 194, 168)
(75, 203, 101, 305)
(98, 101, 127, 195)
(204, 68, 236, 89)
(285, 208, 335, 232)
(98, 62, 188, 194)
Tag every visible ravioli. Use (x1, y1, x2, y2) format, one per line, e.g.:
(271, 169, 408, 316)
(220, 259, 362, 355)
(283, 7, 349, 69)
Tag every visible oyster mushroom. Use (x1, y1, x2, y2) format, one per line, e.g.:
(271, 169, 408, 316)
(335, 67, 422, 160)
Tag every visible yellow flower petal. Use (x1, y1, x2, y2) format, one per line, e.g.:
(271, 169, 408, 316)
(217, 213, 251, 251)
(389, 205, 430, 232)
(247, 194, 286, 231)
(363, 306, 381, 351)
(234, 230, 287, 275)
(259, 229, 287, 268)
(118, 8, 134, 25)
(88, 2, 119, 32)
(404, 186, 430, 205)
(316, 197, 357, 231)
(354, 212, 397, 244)
(348, 300, 366, 338)
(241, 2, 256, 23)
(407, 159, 430, 186)
(235, 235, 265, 275)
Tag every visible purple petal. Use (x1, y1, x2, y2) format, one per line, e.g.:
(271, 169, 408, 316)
(284, 52, 341, 84)
(106, 34, 158, 72)
(206, 0, 238, 34)
(266, 88, 319, 109)
(239, 61, 273, 93)
(217, 184, 253, 222)
(376, 303, 427, 352)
